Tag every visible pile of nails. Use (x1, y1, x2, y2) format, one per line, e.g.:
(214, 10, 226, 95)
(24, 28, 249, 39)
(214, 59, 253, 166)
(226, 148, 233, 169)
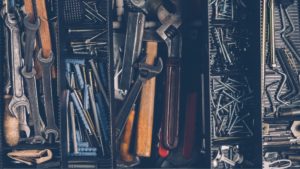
(211, 77, 254, 138)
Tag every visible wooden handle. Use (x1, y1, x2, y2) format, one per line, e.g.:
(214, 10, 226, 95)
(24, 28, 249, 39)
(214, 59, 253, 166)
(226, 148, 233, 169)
(136, 42, 158, 157)
(35, 0, 52, 58)
(4, 95, 20, 146)
(24, 0, 34, 22)
(120, 109, 135, 162)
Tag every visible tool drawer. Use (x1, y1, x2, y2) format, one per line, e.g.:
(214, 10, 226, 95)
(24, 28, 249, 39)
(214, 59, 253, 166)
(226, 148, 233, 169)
(208, 0, 262, 168)
(2, 0, 300, 169)
(0, 0, 114, 168)
(261, 0, 300, 168)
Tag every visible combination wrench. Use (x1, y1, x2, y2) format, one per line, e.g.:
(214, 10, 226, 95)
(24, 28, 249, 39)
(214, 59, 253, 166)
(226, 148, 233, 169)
(37, 50, 59, 142)
(5, 12, 30, 118)
(22, 15, 46, 144)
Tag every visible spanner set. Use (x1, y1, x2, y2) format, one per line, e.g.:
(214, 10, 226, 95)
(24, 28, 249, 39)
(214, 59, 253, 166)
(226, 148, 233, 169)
(2, 0, 300, 169)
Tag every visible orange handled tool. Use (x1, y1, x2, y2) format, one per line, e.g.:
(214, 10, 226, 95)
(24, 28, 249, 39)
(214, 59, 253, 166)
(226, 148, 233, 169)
(120, 109, 136, 163)
(35, 0, 52, 58)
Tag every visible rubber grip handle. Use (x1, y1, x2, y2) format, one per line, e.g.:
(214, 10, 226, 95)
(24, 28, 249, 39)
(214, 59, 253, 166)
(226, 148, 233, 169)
(136, 42, 158, 157)
(162, 58, 181, 149)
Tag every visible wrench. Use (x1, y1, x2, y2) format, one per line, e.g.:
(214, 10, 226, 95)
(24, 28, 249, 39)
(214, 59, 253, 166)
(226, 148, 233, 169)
(22, 14, 45, 144)
(156, 0, 182, 149)
(18, 107, 30, 138)
(22, 67, 45, 144)
(115, 57, 163, 139)
(37, 50, 59, 142)
(5, 13, 30, 118)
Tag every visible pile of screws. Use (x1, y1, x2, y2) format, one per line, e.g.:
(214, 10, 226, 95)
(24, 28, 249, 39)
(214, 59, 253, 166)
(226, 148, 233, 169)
(212, 145, 244, 169)
(69, 30, 108, 55)
(211, 77, 254, 138)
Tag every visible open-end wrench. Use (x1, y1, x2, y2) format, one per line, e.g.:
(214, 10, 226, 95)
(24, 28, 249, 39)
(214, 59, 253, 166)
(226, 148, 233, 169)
(18, 107, 30, 138)
(37, 50, 59, 142)
(22, 14, 45, 144)
(115, 57, 163, 139)
(5, 12, 30, 118)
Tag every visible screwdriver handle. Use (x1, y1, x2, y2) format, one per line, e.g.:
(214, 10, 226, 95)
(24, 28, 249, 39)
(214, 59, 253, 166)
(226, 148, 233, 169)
(136, 41, 158, 157)
(162, 57, 181, 149)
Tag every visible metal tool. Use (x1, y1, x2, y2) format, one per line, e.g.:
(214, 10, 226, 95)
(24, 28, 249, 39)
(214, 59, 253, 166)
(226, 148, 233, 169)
(88, 85, 105, 155)
(5, 12, 30, 118)
(119, 9, 146, 96)
(37, 50, 59, 142)
(291, 121, 300, 138)
(276, 48, 300, 101)
(88, 59, 109, 106)
(156, 0, 182, 149)
(269, 0, 276, 68)
(22, 14, 45, 144)
(213, 150, 236, 167)
(279, 3, 300, 63)
(18, 107, 30, 138)
(69, 101, 78, 154)
(115, 57, 163, 139)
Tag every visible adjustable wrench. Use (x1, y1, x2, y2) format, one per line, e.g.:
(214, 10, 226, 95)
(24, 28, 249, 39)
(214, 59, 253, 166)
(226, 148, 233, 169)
(22, 15, 45, 144)
(37, 50, 59, 142)
(156, 1, 182, 149)
(115, 57, 163, 139)
(5, 12, 30, 118)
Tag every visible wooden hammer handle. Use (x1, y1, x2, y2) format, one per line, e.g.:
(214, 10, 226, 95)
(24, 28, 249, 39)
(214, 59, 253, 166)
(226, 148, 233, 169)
(35, 0, 52, 58)
(136, 42, 158, 157)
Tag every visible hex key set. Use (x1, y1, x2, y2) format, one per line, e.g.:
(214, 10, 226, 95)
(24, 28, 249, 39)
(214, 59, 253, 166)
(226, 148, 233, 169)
(2, 0, 300, 169)
(262, 0, 300, 168)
